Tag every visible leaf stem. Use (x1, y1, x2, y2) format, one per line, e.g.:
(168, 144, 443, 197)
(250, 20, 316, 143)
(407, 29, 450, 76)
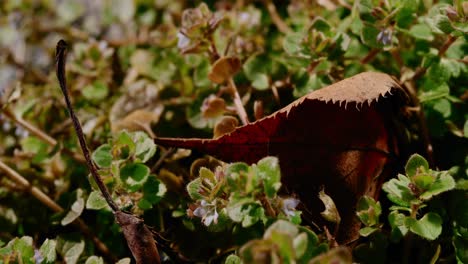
(55, 40, 118, 212)
(438, 35, 457, 57)
(228, 78, 249, 125)
(360, 48, 380, 64)
(151, 147, 176, 173)
(402, 81, 435, 167)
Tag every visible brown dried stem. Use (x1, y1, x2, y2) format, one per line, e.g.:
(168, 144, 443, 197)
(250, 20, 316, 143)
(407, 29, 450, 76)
(55, 40, 118, 212)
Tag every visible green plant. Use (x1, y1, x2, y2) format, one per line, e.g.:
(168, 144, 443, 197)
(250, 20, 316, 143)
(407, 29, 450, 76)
(0, 0, 466, 263)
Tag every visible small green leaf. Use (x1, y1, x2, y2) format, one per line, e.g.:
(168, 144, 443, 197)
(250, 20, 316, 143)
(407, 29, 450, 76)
(412, 173, 435, 191)
(224, 254, 241, 264)
(82, 81, 108, 101)
(92, 144, 112, 168)
(241, 204, 265, 227)
(137, 199, 152, 210)
(405, 154, 429, 177)
(419, 83, 449, 103)
(265, 220, 299, 238)
(382, 174, 415, 207)
(293, 232, 308, 258)
(456, 179, 468, 190)
(255, 157, 281, 198)
(407, 212, 442, 240)
(226, 199, 264, 227)
(39, 239, 57, 264)
(251, 73, 269, 90)
(114, 130, 136, 159)
(359, 227, 379, 237)
(269, 231, 295, 263)
(142, 176, 166, 205)
(432, 98, 451, 118)
(11, 237, 34, 264)
(116, 258, 131, 264)
(356, 196, 382, 227)
(86, 190, 109, 210)
(283, 32, 305, 55)
(311, 17, 332, 36)
(132, 131, 157, 163)
(57, 237, 85, 264)
(419, 171, 456, 200)
(360, 24, 383, 48)
(85, 256, 104, 264)
(409, 24, 434, 41)
(187, 178, 203, 200)
(120, 163, 150, 192)
(453, 235, 468, 263)
(62, 189, 85, 226)
(427, 14, 454, 34)
(388, 211, 408, 242)
(20, 136, 48, 163)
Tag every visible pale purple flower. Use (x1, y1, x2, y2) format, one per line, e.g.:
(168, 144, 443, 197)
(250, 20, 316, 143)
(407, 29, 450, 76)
(34, 249, 44, 263)
(377, 28, 393, 46)
(282, 198, 300, 217)
(177, 31, 191, 50)
(193, 200, 219, 226)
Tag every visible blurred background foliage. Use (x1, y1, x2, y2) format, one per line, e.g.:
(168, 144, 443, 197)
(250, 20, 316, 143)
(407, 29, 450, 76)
(0, 0, 467, 263)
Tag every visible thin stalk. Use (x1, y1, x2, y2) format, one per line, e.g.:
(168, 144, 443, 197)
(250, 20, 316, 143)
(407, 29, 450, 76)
(438, 35, 457, 57)
(228, 78, 249, 125)
(55, 40, 118, 212)
(360, 48, 380, 64)
(151, 147, 176, 173)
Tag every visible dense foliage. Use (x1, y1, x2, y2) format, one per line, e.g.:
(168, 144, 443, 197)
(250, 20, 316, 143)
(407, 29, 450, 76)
(0, 0, 467, 263)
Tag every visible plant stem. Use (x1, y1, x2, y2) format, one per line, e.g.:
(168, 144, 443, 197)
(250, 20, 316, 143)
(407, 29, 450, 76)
(438, 35, 457, 57)
(402, 81, 435, 167)
(412, 35, 458, 81)
(360, 48, 380, 64)
(228, 78, 249, 125)
(0, 160, 116, 262)
(151, 147, 176, 173)
(263, 0, 291, 34)
(55, 40, 118, 212)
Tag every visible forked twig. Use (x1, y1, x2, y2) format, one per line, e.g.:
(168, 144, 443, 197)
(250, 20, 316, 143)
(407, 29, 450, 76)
(55, 40, 160, 264)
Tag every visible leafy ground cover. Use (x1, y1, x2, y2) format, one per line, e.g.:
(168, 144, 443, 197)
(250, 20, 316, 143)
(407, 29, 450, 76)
(0, 0, 467, 263)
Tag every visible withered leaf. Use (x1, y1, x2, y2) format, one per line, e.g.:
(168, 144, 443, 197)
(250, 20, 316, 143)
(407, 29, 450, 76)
(208, 56, 241, 84)
(114, 211, 160, 264)
(154, 72, 407, 243)
(201, 95, 226, 118)
(214, 116, 239, 138)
